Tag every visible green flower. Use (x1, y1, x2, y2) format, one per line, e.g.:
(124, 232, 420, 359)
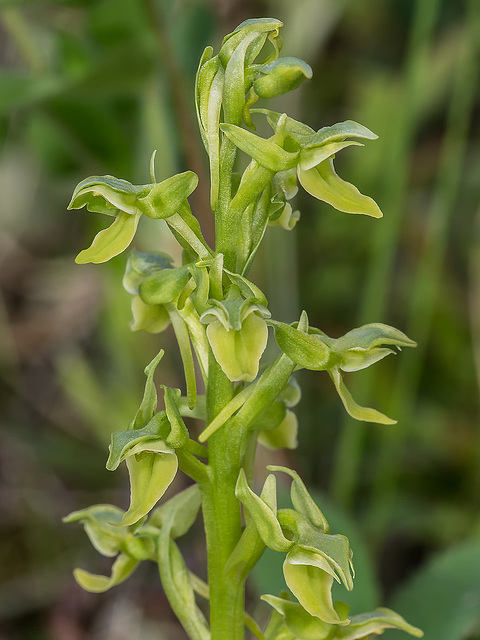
(269, 314, 416, 424)
(68, 171, 198, 263)
(200, 287, 270, 382)
(236, 466, 354, 626)
(225, 108, 383, 218)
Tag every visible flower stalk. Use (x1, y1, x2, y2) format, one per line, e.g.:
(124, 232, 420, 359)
(65, 18, 423, 640)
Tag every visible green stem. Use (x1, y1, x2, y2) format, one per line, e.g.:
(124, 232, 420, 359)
(200, 354, 246, 640)
(215, 138, 238, 270)
(177, 450, 209, 484)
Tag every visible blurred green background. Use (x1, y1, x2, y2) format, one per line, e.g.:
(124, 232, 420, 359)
(1, 0, 479, 638)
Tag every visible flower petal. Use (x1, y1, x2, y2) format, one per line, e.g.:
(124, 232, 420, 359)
(298, 159, 382, 218)
(75, 211, 140, 264)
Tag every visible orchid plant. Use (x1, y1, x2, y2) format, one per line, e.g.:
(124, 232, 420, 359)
(64, 18, 423, 640)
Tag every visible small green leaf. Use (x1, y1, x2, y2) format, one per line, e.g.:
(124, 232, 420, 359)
(329, 366, 396, 425)
(269, 318, 331, 371)
(252, 108, 315, 138)
(236, 469, 293, 552)
(195, 49, 223, 210)
(73, 553, 139, 593)
(75, 211, 141, 264)
(168, 306, 197, 410)
(221, 123, 300, 172)
(298, 159, 382, 218)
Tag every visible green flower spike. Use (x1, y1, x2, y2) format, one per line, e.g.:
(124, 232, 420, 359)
(200, 288, 271, 382)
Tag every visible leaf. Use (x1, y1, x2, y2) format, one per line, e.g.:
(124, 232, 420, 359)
(218, 18, 283, 68)
(298, 159, 382, 218)
(269, 319, 331, 371)
(75, 210, 141, 264)
(73, 553, 139, 593)
(252, 108, 315, 138)
(220, 123, 300, 172)
(385, 540, 480, 640)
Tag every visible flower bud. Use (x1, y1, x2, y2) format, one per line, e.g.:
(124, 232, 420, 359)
(253, 57, 312, 99)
